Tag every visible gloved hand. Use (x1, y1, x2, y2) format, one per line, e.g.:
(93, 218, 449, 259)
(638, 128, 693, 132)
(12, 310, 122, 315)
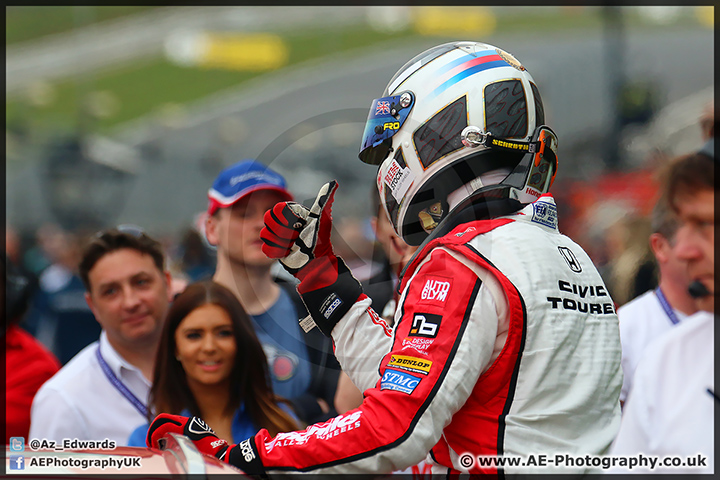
(146, 413, 266, 475)
(261, 180, 338, 281)
(261, 181, 363, 336)
(146, 413, 229, 457)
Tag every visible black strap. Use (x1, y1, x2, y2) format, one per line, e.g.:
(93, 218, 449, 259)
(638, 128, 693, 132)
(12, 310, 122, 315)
(226, 437, 267, 478)
(299, 258, 364, 337)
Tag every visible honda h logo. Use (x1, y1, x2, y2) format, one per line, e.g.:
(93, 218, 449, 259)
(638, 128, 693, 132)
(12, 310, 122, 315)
(558, 246, 582, 273)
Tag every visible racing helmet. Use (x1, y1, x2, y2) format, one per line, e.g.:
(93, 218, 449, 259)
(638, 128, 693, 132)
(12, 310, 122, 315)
(359, 41, 558, 245)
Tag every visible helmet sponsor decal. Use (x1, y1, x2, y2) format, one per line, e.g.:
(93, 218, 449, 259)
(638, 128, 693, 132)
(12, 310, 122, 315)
(409, 313, 441, 338)
(489, 137, 531, 151)
(495, 48, 525, 71)
(380, 368, 422, 394)
(383, 179, 401, 229)
(388, 354, 433, 375)
(384, 158, 415, 202)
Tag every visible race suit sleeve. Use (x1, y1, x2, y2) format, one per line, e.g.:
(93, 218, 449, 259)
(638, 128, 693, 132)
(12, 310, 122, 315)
(249, 248, 503, 473)
(330, 294, 393, 393)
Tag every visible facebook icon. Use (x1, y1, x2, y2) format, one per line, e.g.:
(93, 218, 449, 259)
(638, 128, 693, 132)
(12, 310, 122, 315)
(9, 456, 25, 470)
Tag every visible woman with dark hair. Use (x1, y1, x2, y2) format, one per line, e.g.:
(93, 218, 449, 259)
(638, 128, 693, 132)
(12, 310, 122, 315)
(128, 281, 298, 445)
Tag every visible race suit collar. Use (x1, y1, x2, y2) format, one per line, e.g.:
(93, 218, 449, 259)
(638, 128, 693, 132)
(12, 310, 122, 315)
(399, 195, 559, 291)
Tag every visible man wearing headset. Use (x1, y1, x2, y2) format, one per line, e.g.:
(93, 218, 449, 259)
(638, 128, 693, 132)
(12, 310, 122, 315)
(609, 143, 715, 474)
(147, 41, 622, 475)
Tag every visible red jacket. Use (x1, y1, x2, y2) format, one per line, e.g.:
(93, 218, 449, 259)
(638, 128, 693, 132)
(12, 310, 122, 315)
(5, 325, 60, 442)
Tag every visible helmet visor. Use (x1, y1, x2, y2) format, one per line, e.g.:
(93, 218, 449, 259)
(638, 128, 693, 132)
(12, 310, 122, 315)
(358, 91, 415, 165)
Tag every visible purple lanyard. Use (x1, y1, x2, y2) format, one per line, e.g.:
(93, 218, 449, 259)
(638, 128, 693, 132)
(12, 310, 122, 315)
(655, 287, 680, 326)
(95, 346, 149, 417)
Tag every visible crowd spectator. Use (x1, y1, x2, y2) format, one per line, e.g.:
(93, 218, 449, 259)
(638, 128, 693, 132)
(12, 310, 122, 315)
(362, 187, 417, 321)
(610, 143, 715, 474)
(22, 224, 101, 364)
(617, 197, 698, 405)
(204, 159, 340, 425)
(127, 281, 299, 445)
(176, 227, 215, 282)
(21, 224, 55, 275)
(30, 227, 173, 443)
(604, 213, 655, 306)
(332, 216, 376, 284)
(4, 253, 60, 443)
(336, 190, 419, 415)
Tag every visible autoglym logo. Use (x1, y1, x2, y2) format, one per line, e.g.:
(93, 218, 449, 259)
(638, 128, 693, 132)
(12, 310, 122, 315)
(420, 278, 451, 302)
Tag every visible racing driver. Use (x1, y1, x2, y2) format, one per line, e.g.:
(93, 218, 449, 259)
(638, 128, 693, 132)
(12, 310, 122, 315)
(147, 40, 623, 476)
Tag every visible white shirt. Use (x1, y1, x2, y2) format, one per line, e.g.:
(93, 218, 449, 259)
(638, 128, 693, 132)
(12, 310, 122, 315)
(29, 331, 151, 445)
(617, 289, 688, 402)
(609, 311, 714, 474)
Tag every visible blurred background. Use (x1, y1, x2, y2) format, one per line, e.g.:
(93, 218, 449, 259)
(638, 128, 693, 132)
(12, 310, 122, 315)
(5, 6, 715, 320)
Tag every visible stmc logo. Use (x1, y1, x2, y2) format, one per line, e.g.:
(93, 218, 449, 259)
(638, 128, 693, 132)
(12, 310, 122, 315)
(558, 246, 582, 273)
(9, 456, 25, 470)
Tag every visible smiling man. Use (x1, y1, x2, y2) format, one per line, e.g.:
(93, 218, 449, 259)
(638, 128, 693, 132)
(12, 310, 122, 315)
(29, 227, 173, 444)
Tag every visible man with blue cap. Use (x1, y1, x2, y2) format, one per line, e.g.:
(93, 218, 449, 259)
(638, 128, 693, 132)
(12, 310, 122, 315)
(205, 160, 339, 426)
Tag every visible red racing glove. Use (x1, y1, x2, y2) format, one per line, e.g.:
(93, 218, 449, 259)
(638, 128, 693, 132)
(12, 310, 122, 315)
(146, 413, 266, 476)
(261, 180, 338, 281)
(261, 181, 363, 336)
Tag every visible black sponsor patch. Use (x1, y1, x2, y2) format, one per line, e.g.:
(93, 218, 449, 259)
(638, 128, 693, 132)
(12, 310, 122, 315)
(409, 313, 441, 338)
